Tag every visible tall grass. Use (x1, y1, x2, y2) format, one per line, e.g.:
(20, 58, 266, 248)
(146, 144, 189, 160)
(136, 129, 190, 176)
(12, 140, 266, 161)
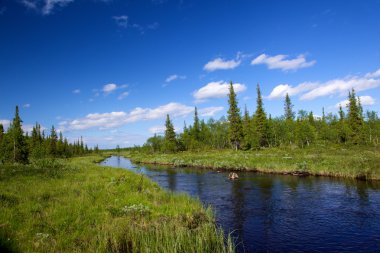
(122, 145, 380, 180)
(0, 155, 233, 252)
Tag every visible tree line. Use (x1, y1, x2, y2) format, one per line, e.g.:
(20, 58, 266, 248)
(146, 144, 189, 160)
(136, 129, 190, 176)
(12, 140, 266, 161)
(0, 106, 98, 164)
(143, 82, 380, 153)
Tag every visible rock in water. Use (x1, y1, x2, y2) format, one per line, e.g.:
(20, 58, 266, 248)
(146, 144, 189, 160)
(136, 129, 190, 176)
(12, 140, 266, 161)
(228, 172, 239, 180)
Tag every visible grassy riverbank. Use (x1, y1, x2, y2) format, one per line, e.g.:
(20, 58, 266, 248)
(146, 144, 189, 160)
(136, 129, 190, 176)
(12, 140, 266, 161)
(123, 146, 380, 180)
(0, 155, 233, 252)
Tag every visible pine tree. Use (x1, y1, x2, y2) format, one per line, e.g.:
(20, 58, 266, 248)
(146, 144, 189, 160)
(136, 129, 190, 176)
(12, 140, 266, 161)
(49, 125, 58, 156)
(347, 89, 364, 144)
(242, 105, 252, 149)
(164, 114, 177, 153)
(0, 124, 4, 144)
(8, 106, 28, 163)
(192, 107, 201, 141)
(284, 93, 295, 121)
(227, 81, 243, 150)
(253, 83, 268, 148)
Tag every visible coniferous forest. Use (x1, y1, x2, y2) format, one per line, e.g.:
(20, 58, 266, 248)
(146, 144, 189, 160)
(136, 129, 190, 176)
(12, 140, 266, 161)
(142, 82, 380, 153)
(0, 106, 97, 164)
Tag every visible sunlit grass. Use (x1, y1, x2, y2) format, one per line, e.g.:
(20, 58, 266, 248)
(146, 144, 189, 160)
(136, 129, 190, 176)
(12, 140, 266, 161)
(0, 155, 233, 252)
(123, 145, 380, 180)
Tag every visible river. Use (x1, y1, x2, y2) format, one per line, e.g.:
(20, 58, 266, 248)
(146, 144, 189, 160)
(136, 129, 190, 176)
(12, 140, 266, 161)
(100, 156, 380, 253)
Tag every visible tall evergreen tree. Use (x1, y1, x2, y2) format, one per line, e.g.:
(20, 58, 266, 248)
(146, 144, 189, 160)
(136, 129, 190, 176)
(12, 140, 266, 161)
(227, 81, 243, 150)
(347, 89, 364, 144)
(8, 106, 28, 163)
(192, 107, 201, 141)
(284, 93, 295, 121)
(0, 124, 4, 144)
(242, 105, 252, 149)
(164, 114, 177, 152)
(253, 83, 268, 147)
(49, 125, 58, 156)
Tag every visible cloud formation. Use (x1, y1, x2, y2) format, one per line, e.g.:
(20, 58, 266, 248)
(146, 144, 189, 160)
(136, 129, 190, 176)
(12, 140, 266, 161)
(198, 106, 224, 117)
(118, 91, 129, 100)
(251, 54, 316, 71)
(0, 119, 10, 129)
(113, 15, 129, 28)
(335, 95, 376, 108)
(204, 55, 241, 72)
(193, 81, 246, 102)
(21, 0, 74, 15)
(165, 74, 186, 83)
(267, 68, 380, 100)
(113, 15, 159, 34)
(72, 89, 80, 94)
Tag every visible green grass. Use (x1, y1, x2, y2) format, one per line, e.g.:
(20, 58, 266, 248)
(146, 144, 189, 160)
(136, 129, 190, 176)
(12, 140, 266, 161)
(0, 155, 233, 252)
(123, 145, 380, 180)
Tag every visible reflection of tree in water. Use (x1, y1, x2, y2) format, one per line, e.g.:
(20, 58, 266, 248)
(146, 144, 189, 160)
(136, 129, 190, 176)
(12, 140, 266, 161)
(258, 177, 274, 248)
(117, 156, 121, 168)
(167, 169, 177, 191)
(356, 181, 369, 206)
(195, 172, 204, 196)
(231, 178, 246, 246)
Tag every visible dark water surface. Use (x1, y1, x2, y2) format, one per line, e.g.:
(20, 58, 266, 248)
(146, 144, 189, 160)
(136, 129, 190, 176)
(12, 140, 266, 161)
(100, 156, 380, 253)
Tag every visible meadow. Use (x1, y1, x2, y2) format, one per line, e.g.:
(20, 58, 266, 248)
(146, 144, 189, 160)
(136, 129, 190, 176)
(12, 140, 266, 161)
(0, 155, 233, 253)
(123, 145, 380, 180)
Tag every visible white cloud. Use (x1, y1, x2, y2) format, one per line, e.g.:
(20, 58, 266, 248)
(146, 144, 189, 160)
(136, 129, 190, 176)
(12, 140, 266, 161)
(165, 74, 186, 83)
(21, 0, 38, 10)
(43, 0, 73, 15)
(198, 106, 224, 117)
(267, 69, 380, 100)
(103, 83, 118, 94)
(62, 103, 191, 130)
(300, 75, 380, 100)
(21, 0, 73, 15)
(60, 103, 222, 131)
(267, 82, 317, 99)
(251, 54, 316, 71)
(193, 81, 247, 102)
(365, 68, 380, 78)
(113, 15, 129, 28)
(0, 119, 10, 130)
(118, 91, 129, 100)
(73, 89, 80, 94)
(23, 103, 31, 108)
(204, 55, 241, 72)
(335, 96, 376, 108)
(113, 15, 159, 34)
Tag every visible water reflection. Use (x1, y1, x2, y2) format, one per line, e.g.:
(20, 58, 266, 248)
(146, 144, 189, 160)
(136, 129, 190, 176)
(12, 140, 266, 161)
(100, 156, 380, 253)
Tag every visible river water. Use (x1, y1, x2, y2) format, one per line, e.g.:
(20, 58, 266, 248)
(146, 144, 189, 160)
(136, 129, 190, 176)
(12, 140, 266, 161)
(100, 156, 380, 253)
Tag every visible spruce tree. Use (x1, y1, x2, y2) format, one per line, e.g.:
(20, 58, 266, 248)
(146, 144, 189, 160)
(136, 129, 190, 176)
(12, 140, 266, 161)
(49, 125, 58, 156)
(164, 114, 177, 152)
(242, 105, 252, 149)
(253, 83, 268, 148)
(284, 93, 295, 121)
(0, 124, 3, 144)
(8, 106, 28, 163)
(227, 81, 243, 150)
(192, 107, 201, 141)
(347, 89, 364, 144)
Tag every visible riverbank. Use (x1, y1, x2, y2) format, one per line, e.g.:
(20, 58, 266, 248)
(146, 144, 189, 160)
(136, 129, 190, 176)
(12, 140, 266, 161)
(0, 155, 233, 252)
(122, 146, 380, 180)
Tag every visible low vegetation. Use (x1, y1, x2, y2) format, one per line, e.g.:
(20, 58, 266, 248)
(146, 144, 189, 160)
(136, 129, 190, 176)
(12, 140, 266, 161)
(0, 155, 233, 252)
(124, 146, 380, 180)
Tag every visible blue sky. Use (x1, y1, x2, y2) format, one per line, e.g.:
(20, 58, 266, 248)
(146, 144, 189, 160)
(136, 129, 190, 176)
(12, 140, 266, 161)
(1, 0, 380, 148)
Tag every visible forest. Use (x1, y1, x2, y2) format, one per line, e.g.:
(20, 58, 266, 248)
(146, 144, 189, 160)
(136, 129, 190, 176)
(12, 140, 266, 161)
(142, 82, 380, 153)
(0, 106, 96, 164)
